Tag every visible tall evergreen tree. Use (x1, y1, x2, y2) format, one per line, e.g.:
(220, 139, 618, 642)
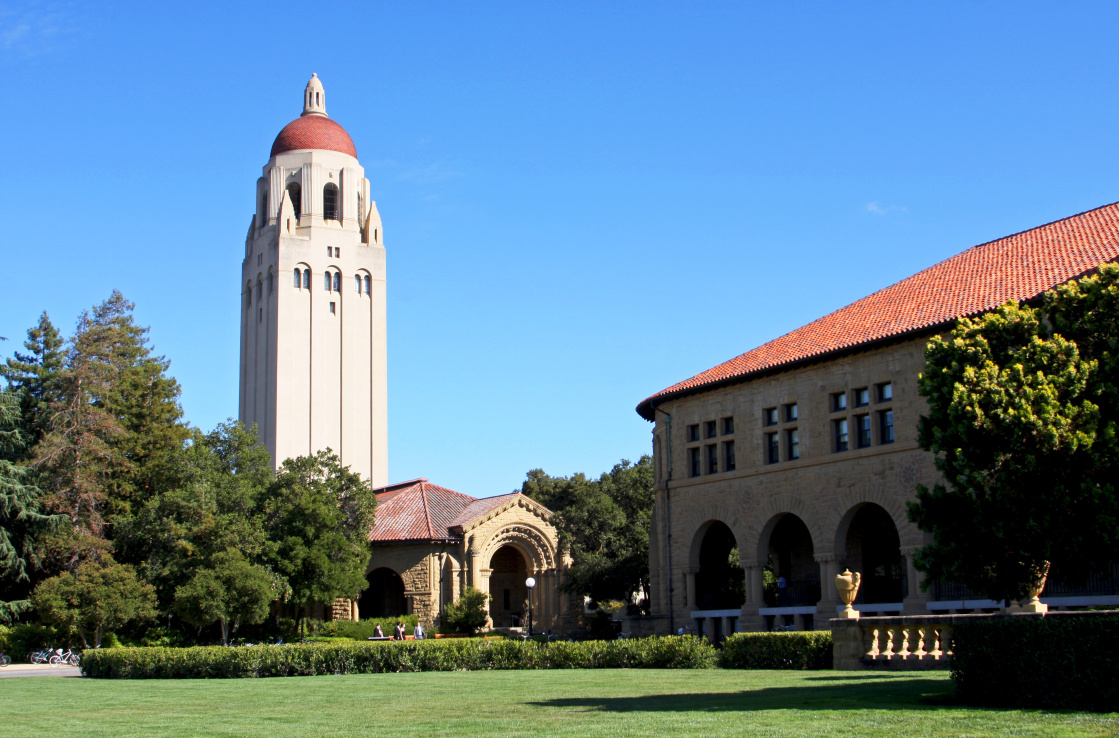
(2, 313, 65, 457)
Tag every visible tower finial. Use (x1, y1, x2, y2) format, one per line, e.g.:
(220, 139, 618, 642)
(302, 73, 327, 117)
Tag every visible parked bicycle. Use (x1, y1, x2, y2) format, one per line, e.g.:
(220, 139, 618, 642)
(49, 647, 80, 667)
(29, 647, 53, 664)
(0, 651, 11, 667)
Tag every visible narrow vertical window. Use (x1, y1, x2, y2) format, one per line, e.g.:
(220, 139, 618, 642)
(766, 432, 779, 464)
(294, 268, 301, 288)
(834, 419, 849, 452)
(723, 440, 736, 471)
(786, 429, 800, 460)
(363, 275, 371, 295)
(327, 246, 332, 257)
(303, 268, 311, 289)
(246, 284, 252, 307)
(879, 410, 895, 444)
(705, 421, 717, 439)
(856, 415, 871, 448)
(832, 392, 847, 412)
(329, 302, 336, 314)
(687, 424, 699, 442)
(355, 275, 362, 293)
(286, 183, 302, 220)
(722, 417, 734, 435)
(260, 192, 268, 226)
(333, 272, 341, 292)
(706, 444, 718, 474)
(764, 408, 778, 426)
(854, 388, 870, 407)
(878, 382, 894, 402)
(324, 272, 331, 291)
(323, 183, 339, 221)
(267, 273, 273, 295)
(689, 447, 701, 477)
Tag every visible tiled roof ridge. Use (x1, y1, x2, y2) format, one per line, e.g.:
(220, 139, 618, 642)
(636, 199, 1119, 420)
(418, 482, 436, 540)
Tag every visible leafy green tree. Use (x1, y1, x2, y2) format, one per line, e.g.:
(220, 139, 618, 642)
(173, 549, 274, 645)
(520, 456, 654, 605)
(0, 391, 65, 622)
(909, 264, 1119, 602)
(440, 586, 490, 634)
(31, 556, 157, 647)
(261, 450, 376, 634)
(2, 313, 65, 456)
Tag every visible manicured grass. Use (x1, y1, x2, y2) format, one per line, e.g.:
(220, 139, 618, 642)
(5, 669, 1117, 737)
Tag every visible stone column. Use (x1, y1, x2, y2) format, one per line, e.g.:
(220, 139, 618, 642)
(706, 616, 718, 643)
(901, 548, 930, 615)
(831, 618, 865, 670)
(739, 561, 765, 633)
(816, 554, 841, 623)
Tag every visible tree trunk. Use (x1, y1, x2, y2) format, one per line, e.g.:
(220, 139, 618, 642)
(220, 618, 229, 646)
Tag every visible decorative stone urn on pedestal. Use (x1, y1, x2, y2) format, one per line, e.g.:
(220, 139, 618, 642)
(1007, 561, 1050, 614)
(835, 570, 862, 619)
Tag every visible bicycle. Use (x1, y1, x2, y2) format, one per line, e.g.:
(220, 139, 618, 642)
(0, 651, 10, 667)
(29, 646, 53, 664)
(49, 648, 80, 667)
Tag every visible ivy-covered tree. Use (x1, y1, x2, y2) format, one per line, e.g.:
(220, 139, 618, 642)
(909, 263, 1119, 602)
(261, 450, 376, 634)
(520, 456, 653, 606)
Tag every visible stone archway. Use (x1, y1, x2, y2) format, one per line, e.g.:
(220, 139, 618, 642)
(488, 545, 529, 627)
(474, 519, 564, 632)
(760, 514, 820, 607)
(692, 521, 745, 611)
(360, 567, 407, 619)
(839, 503, 906, 604)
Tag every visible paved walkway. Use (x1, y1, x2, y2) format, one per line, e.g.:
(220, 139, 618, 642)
(0, 663, 82, 678)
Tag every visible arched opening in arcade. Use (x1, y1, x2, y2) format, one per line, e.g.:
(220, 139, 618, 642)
(488, 545, 529, 628)
(763, 514, 820, 608)
(841, 503, 906, 604)
(694, 521, 745, 611)
(359, 567, 407, 620)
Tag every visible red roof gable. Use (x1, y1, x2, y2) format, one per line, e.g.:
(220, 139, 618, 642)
(370, 479, 477, 543)
(637, 201, 1119, 420)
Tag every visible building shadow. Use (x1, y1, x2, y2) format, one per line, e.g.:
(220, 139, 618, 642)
(528, 676, 953, 713)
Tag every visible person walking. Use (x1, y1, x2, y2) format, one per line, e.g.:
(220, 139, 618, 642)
(413, 622, 426, 640)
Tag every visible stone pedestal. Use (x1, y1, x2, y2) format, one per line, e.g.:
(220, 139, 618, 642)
(831, 619, 865, 670)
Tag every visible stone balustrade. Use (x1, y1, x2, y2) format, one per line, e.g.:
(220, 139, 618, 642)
(832, 613, 980, 670)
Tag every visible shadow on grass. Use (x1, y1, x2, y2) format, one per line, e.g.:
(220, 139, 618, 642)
(529, 677, 955, 713)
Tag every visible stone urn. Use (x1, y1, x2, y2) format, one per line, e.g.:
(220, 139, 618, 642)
(1008, 561, 1050, 614)
(835, 569, 861, 619)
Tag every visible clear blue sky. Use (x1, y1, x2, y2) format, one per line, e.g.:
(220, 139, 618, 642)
(4, 2, 1119, 497)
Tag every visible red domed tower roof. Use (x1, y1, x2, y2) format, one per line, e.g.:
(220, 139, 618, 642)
(270, 115, 357, 158)
(269, 74, 357, 159)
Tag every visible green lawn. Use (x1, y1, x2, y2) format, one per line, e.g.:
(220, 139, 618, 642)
(5, 670, 1116, 737)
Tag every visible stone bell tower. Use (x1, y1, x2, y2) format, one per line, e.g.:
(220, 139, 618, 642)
(239, 74, 388, 485)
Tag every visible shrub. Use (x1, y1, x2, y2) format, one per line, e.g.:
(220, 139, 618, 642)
(0, 622, 73, 660)
(80, 635, 716, 678)
(951, 612, 1119, 711)
(440, 587, 490, 634)
(318, 615, 420, 640)
(718, 632, 833, 669)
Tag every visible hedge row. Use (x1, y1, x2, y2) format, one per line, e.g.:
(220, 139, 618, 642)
(80, 636, 717, 678)
(718, 632, 832, 670)
(951, 612, 1119, 712)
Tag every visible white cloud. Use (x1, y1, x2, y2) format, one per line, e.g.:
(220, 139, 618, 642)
(865, 201, 908, 216)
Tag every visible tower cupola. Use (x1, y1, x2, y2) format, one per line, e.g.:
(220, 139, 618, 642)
(303, 73, 327, 117)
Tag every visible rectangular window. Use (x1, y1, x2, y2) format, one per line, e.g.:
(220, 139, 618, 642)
(764, 407, 778, 426)
(832, 392, 847, 412)
(855, 387, 870, 407)
(878, 382, 893, 402)
(326, 246, 332, 257)
(834, 419, 849, 452)
(786, 429, 799, 460)
(722, 417, 734, 435)
(258, 307, 262, 322)
(687, 424, 699, 443)
(689, 447, 701, 477)
(879, 410, 895, 444)
(706, 444, 718, 474)
(856, 414, 871, 448)
(329, 302, 336, 314)
(723, 441, 736, 471)
(765, 432, 779, 464)
(705, 421, 717, 439)
(785, 403, 798, 422)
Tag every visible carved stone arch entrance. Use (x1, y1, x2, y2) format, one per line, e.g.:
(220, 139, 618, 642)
(474, 521, 562, 630)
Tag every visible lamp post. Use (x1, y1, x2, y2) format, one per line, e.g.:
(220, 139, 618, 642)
(525, 577, 536, 636)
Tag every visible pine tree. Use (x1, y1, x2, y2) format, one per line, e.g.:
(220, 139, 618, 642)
(2, 313, 64, 457)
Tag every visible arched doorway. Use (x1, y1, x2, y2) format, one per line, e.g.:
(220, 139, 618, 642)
(694, 522, 745, 611)
(488, 545, 528, 627)
(764, 514, 820, 607)
(842, 504, 905, 604)
(359, 568, 406, 619)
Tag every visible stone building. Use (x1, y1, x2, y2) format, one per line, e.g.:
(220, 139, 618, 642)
(635, 203, 1119, 637)
(349, 479, 573, 631)
(240, 74, 388, 485)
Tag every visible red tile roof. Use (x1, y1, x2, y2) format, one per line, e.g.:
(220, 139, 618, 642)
(369, 482, 532, 543)
(271, 114, 357, 158)
(637, 201, 1119, 420)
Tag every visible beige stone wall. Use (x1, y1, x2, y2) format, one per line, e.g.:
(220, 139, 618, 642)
(647, 336, 941, 632)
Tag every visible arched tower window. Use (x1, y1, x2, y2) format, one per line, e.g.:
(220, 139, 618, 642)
(303, 268, 311, 289)
(260, 192, 268, 226)
(294, 268, 302, 289)
(354, 275, 361, 294)
(267, 271, 273, 295)
(363, 275, 371, 295)
(323, 183, 339, 221)
(246, 282, 252, 307)
(324, 272, 331, 291)
(286, 183, 302, 220)
(333, 271, 341, 292)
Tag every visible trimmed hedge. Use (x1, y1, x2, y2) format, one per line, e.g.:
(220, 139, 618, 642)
(80, 636, 717, 678)
(951, 612, 1119, 712)
(718, 632, 833, 670)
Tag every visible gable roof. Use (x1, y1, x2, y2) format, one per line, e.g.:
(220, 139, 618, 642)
(369, 481, 547, 544)
(448, 493, 521, 529)
(637, 201, 1119, 420)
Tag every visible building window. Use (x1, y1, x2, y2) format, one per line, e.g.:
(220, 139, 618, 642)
(258, 307, 261, 322)
(879, 410, 894, 444)
(363, 275, 371, 295)
(246, 284, 252, 307)
(834, 419, 849, 452)
(764, 407, 778, 426)
(303, 268, 311, 289)
(689, 447, 701, 477)
(706, 444, 718, 474)
(765, 432, 779, 464)
(785, 403, 798, 422)
(832, 392, 847, 412)
(855, 387, 869, 407)
(329, 301, 336, 314)
(267, 272, 273, 295)
(324, 272, 331, 291)
(323, 183, 339, 220)
(334, 247, 340, 257)
(333, 272, 341, 292)
(878, 382, 893, 402)
(722, 417, 734, 435)
(327, 246, 332, 257)
(286, 182, 302, 220)
(294, 268, 302, 289)
(705, 421, 717, 439)
(354, 275, 362, 293)
(260, 192, 268, 226)
(723, 441, 736, 471)
(856, 414, 871, 448)
(786, 429, 799, 460)
(687, 424, 699, 443)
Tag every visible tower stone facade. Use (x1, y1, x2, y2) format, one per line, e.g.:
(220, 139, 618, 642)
(240, 74, 387, 485)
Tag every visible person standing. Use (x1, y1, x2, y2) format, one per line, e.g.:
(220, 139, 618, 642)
(413, 622, 426, 640)
(394, 621, 406, 640)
